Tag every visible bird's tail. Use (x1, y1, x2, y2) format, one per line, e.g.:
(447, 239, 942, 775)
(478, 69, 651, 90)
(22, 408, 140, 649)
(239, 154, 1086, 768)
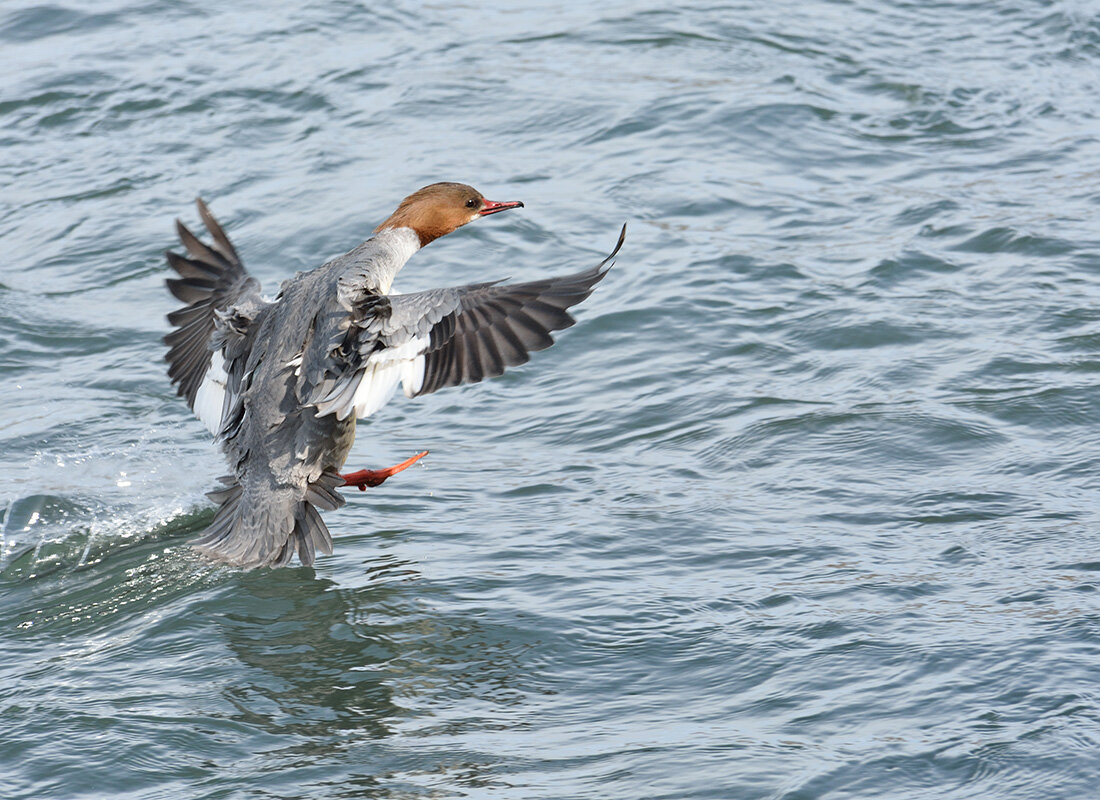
(192, 471, 346, 568)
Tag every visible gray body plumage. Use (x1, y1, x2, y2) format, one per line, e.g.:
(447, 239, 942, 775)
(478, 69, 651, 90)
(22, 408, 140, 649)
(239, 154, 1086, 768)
(165, 199, 624, 569)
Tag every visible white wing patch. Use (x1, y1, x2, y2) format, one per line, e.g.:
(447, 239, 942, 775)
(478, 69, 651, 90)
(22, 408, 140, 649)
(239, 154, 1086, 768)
(193, 349, 228, 435)
(344, 334, 430, 420)
(400, 356, 425, 398)
(350, 361, 403, 419)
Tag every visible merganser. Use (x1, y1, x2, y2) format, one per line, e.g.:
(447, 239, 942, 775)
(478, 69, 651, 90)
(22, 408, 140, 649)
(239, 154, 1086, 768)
(164, 182, 625, 569)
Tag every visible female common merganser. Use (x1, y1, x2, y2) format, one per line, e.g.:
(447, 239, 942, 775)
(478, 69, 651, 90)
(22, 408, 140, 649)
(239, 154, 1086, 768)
(165, 182, 625, 569)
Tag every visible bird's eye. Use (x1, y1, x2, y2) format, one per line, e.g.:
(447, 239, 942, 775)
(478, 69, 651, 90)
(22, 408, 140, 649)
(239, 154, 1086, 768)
(466, 198, 479, 209)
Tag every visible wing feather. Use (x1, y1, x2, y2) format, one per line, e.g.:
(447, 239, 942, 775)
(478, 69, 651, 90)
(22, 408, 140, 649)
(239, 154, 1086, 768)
(306, 225, 624, 420)
(396, 224, 624, 399)
(164, 198, 267, 433)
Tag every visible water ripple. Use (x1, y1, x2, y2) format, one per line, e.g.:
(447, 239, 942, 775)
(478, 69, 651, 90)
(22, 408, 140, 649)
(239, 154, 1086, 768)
(3, 0, 1100, 798)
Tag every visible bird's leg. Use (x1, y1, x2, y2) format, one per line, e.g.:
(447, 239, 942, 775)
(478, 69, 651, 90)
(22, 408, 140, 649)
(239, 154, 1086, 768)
(340, 451, 428, 492)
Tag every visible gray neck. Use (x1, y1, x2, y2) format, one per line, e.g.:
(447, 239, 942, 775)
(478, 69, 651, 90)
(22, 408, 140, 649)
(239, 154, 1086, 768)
(336, 226, 421, 308)
(364, 227, 421, 294)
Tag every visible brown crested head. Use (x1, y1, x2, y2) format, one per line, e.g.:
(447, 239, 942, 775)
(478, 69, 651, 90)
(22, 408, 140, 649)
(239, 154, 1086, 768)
(374, 182, 524, 246)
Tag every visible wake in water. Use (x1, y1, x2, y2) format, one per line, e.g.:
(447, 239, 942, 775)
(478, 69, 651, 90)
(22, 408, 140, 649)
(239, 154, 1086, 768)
(0, 438, 223, 581)
(0, 494, 210, 582)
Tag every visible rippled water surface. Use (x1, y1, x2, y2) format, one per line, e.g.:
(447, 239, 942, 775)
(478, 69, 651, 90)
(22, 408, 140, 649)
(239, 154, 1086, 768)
(3, 1, 1100, 797)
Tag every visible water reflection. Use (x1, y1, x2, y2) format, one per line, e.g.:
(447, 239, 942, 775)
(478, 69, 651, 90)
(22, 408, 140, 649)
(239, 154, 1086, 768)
(216, 569, 402, 746)
(210, 561, 546, 792)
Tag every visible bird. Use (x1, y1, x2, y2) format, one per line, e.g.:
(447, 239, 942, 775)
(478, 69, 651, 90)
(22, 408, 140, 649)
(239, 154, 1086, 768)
(164, 182, 625, 569)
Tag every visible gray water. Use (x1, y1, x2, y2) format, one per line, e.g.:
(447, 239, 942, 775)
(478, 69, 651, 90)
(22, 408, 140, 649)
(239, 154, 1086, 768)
(3, 1, 1100, 798)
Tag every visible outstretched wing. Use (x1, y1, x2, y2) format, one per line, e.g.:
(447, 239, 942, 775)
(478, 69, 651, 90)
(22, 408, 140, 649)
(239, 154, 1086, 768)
(309, 225, 625, 420)
(164, 199, 266, 434)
